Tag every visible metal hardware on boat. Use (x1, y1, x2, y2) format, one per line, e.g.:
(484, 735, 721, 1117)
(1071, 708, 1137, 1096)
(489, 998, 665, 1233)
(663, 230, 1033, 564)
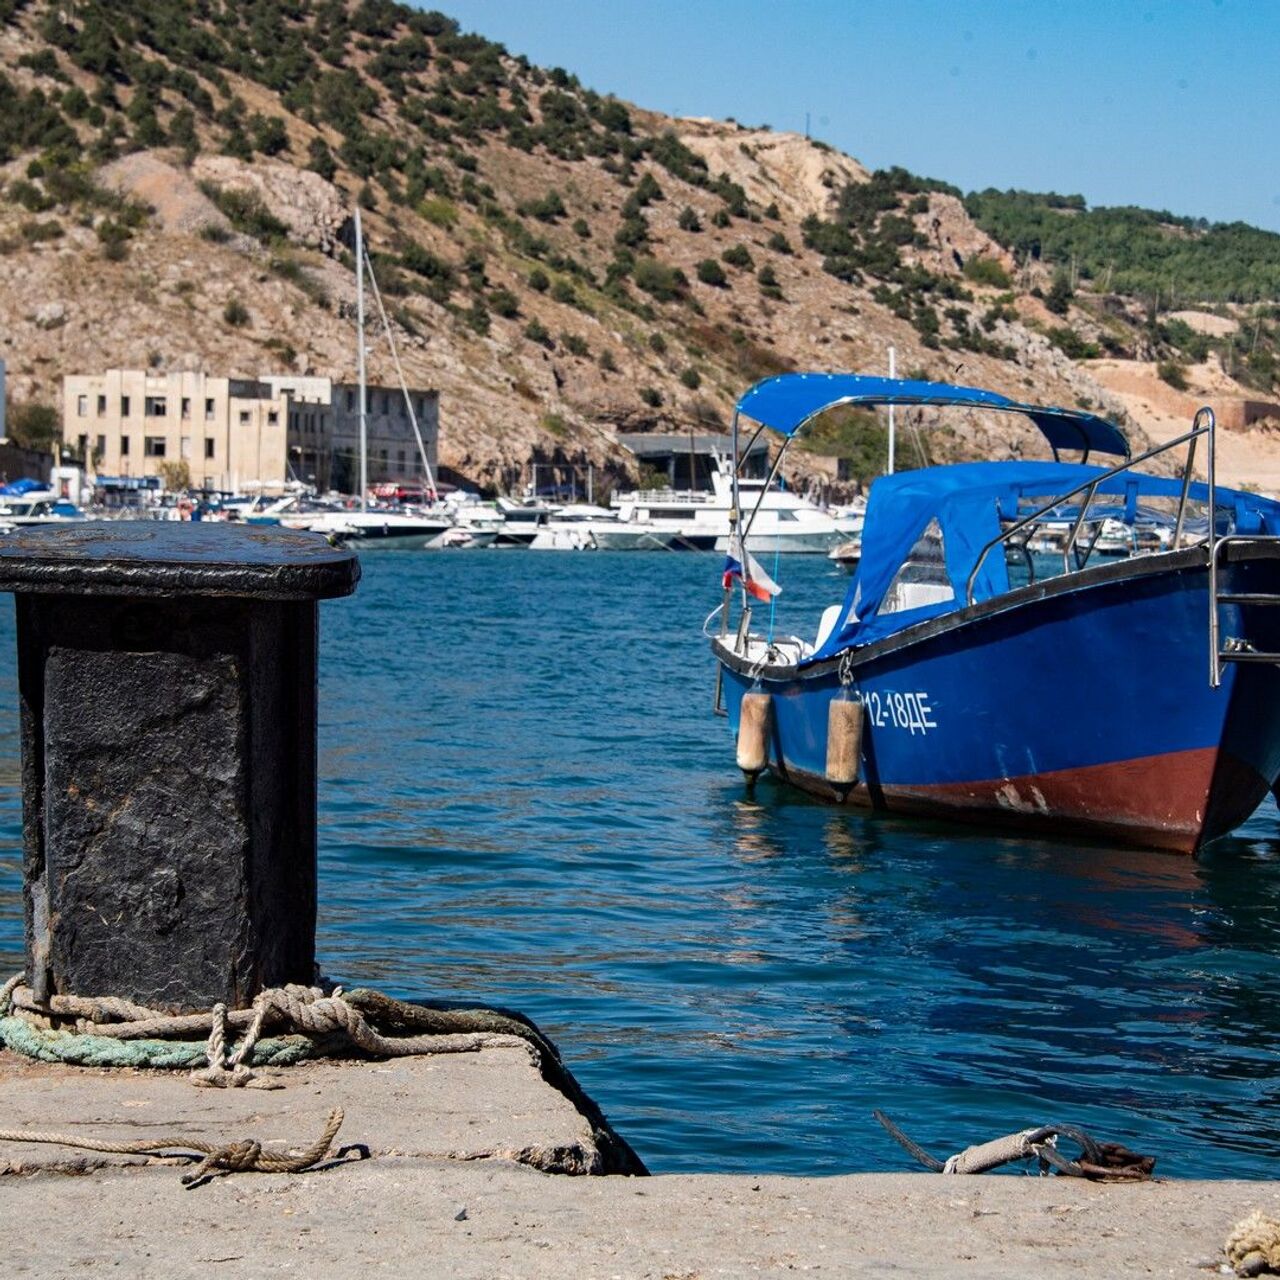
(736, 691, 772, 781)
(824, 693, 863, 795)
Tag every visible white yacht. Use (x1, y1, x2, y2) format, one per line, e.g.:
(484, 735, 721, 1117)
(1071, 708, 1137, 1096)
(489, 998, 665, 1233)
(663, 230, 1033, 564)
(525, 504, 678, 550)
(611, 449, 843, 554)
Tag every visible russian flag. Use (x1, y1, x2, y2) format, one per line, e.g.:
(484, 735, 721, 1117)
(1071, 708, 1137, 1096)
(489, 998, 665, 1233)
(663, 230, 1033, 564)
(722, 533, 781, 602)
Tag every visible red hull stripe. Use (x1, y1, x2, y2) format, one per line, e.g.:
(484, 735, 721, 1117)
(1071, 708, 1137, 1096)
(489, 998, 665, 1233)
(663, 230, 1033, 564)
(781, 747, 1266, 854)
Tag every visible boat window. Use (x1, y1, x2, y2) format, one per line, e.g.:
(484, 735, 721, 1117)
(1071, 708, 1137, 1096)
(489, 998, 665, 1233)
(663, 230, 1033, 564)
(880, 519, 954, 614)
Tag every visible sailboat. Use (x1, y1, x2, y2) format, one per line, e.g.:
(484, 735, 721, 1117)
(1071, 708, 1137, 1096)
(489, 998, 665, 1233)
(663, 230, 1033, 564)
(302, 208, 453, 550)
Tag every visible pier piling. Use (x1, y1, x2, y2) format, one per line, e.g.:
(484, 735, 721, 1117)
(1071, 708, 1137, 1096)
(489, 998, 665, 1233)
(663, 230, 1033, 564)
(0, 523, 359, 1011)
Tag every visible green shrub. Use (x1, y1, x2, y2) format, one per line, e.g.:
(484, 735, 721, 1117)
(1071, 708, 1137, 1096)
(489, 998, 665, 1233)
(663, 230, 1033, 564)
(1158, 360, 1189, 390)
(464, 300, 490, 335)
(529, 267, 550, 292)
(599, 348, 618, 372)
(1045, 272, 1074, 315)
(551, 279, 577, 306)
(420, 196, 458, 228)
(561, 332, 589, 356)
(680, 366, 701, 389)
(1046, 326, 1100, 360)
(678, 205, 701, 232)
(8, 402, 58, 450)
(223, 298, 250, 327)
(696, 258, 727, 287)
(721, 243, 753, 270)
(633, 257, 687, 302)
(307, 138, 337, 181)
(524, 318, 553, 348)
(962, 256, 1012, 288)
(489, 288, 519, 318)
(648, 332, 667, 354)
(640, 386, 662, 407)
(766, 231, 793, 255)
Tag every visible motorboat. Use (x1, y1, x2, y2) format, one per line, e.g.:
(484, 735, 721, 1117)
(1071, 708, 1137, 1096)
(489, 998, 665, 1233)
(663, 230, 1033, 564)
(711, 372, 1280, 854)
(525, 504, 678, 550)
(612, 447, 844, 553)
(828, 537, 862, 572)
(0, 493, 86, 528)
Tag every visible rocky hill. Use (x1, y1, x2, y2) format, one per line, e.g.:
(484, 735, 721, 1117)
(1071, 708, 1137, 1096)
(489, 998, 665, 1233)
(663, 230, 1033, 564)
(0, 0, 1274, 494)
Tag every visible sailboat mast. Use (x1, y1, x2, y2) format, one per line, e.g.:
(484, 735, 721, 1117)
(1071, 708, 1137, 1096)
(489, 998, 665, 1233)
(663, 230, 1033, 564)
(355, 206, 368, 512)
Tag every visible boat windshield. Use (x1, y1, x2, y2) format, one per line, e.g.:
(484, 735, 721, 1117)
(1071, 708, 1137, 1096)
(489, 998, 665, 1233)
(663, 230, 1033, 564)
(805, 460, 1280, 663)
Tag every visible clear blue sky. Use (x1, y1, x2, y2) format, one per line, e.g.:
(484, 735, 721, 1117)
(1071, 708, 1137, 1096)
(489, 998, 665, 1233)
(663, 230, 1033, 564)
(434, 0, 1280, 233)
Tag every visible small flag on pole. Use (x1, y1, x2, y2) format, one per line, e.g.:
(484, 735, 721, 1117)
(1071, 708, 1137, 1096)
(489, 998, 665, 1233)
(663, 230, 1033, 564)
(723, 533, 781, 602)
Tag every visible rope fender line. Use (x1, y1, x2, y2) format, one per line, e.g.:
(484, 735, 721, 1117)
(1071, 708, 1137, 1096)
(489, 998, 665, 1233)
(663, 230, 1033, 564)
(0, 1106, 347, 1189)
(872, 1110, 1155, 1181)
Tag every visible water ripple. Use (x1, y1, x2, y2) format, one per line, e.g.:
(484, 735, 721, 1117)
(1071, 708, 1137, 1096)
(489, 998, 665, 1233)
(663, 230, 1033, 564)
(1, 555, 1280, 1174)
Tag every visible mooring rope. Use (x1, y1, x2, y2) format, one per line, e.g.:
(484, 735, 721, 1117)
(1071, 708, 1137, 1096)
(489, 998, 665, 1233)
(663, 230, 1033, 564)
(0, 972, 649, 1177)
(872, 1109, 1154, 1181)
(0, 1105, 346, 1189)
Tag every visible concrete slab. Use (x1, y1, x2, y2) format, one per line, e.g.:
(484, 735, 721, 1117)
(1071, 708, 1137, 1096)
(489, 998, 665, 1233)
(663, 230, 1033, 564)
(1, 1048, 1274, 1277)
(0, 1159, 1276, 1278)
(0, 1046, 601, 1175)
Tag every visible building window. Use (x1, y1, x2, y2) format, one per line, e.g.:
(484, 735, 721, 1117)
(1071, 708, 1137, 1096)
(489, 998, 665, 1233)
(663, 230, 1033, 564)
(180, 436, 192, 459)
(77, 395, 88, 416)
(204, 438, 215, 460)
(397, 449, 406, 469)
(346, 390, 355, 412)
(267, 410, 279, 426)
(145, 396, 167, 417)
(120, 436, 131, 456)
(96, 394, 106, 415)
(238, 410, 250, 425)
(121, 396, 131, 416)
(205, 398, 215, 421)
(181, 397, 191, 418)
(96, 434, 106, 457)
(77, 433, 88, 456)
(144, 437, 166, 458)
(381, 393, 390, 414)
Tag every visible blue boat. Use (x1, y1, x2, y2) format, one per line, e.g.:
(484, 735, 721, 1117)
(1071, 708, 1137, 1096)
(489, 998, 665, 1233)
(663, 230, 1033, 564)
(712, 373, 1280, 854)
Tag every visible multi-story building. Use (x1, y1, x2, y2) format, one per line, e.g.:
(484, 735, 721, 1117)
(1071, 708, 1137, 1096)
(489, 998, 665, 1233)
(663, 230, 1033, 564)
(63, 371, 440, 495)
(329, 381, 439, 494)
(62, 371, 289, 493)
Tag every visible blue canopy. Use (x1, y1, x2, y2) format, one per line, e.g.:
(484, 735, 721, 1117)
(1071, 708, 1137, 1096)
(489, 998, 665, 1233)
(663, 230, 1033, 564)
(804, 460, 1280, 663)
(0, 477, 46, 496)
(736, 373, 1131, 459)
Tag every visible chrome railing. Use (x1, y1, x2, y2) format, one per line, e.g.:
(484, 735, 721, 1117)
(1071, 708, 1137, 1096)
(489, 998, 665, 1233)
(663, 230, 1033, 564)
(965, 408, 1217, 607)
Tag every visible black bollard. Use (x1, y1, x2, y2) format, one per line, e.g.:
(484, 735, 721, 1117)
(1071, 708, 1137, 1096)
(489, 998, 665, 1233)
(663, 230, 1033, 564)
(0, 522, 359, 1012)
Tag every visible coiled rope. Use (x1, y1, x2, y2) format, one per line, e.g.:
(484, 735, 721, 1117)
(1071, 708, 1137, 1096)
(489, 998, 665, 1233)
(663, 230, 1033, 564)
(0, 972, 648, 1177)
(1225, 1212, 1280, 1277)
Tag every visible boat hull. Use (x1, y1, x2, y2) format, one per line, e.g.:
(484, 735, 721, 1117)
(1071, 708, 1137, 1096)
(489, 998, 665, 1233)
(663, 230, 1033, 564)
(717, 547, 1280, 853)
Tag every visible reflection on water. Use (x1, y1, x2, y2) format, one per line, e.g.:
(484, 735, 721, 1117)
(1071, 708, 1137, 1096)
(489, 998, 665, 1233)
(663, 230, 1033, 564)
(1, 554, 1279, 1175)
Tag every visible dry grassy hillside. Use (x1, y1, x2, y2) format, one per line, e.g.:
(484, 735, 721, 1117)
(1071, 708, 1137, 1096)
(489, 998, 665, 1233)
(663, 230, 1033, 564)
(0, 0, 1216, 494)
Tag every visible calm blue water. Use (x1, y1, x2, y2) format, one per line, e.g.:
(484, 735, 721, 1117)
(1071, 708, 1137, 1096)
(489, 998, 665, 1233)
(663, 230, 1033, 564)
(3, 550, 1280, 1178)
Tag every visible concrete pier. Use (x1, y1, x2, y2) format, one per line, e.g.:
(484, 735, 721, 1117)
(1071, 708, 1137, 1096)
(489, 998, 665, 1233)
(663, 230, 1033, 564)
(0, 1038, 1272, 1279)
